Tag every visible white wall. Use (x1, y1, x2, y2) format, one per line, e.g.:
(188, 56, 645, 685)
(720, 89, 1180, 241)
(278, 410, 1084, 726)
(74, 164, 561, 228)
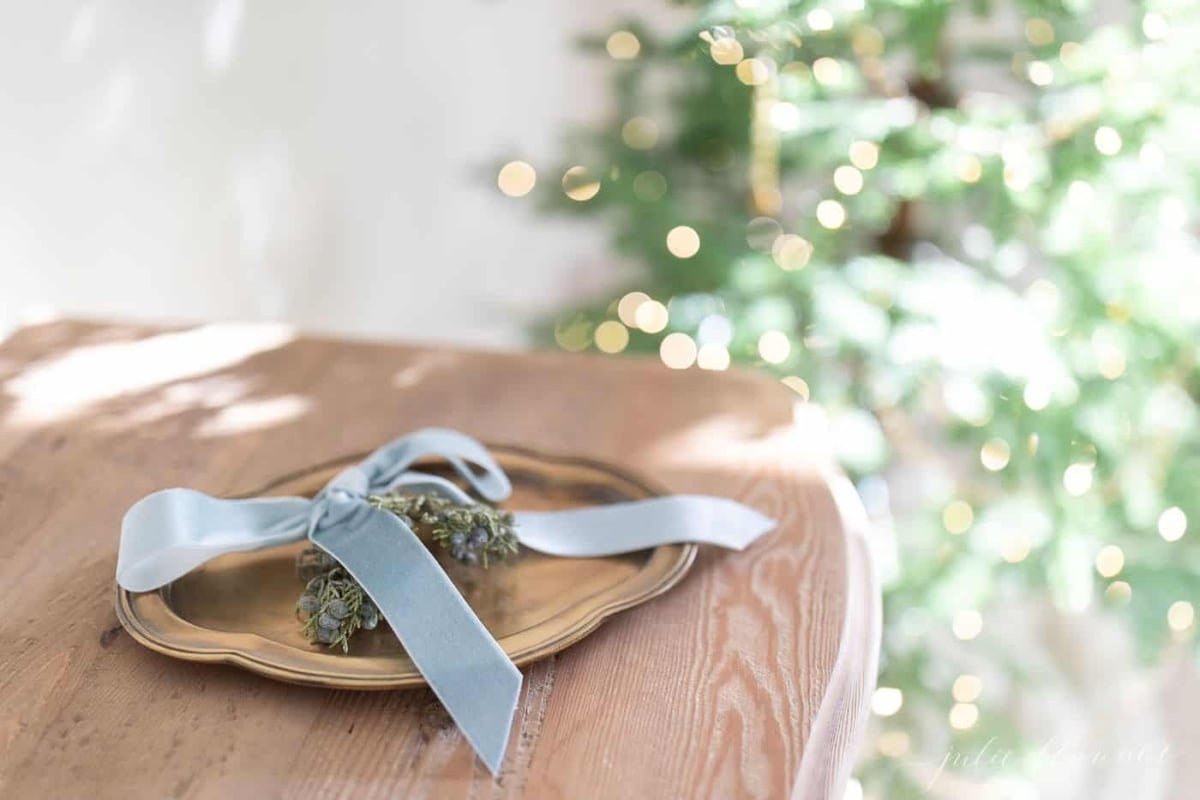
(0, 1, 651, 347)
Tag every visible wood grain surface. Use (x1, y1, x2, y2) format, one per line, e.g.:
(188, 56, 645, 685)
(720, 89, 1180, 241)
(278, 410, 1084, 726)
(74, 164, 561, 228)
(0, 320, 879, 800)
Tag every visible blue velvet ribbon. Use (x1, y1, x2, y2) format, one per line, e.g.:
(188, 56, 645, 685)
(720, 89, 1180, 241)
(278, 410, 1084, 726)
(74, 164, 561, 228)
(116, 428, 775, 774)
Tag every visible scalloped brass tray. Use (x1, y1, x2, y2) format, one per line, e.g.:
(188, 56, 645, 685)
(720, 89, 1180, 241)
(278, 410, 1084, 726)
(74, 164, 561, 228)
(115, 444, 697, 689)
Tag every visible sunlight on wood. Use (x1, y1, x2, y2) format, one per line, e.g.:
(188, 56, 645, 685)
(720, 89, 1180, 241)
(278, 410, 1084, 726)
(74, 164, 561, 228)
(2, 323, 294, 426)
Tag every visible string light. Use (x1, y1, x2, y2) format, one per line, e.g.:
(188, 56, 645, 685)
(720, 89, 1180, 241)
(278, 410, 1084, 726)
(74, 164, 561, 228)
(497, 161, 536, 197)
(849, 140, 879, 169)
(666, 225, 701, 258)
(593, 321, 629, 354)
(876, 731, 910, 758)
(606, 31, 641, 60)
(758, 331, 791, 363)
(833, 165, 864, 195)
(562, 166, 601, 201)
(772, 234, 813, 270)
(1168, 601, 1195, 633)
(622, 117, 659, 149)
(1024, 18, 1055, 46)
(659, 332, 697, 369)
(816, 199, 846, 229)
(553, 317, 592, 352)
(1063, 463, 1094, 496)
(943, 500, 974, 534)
(635, 300, 669, 333)
(736, 58, 771, 86)
(781, 376, 810, 400)
(980, 438, 1011, 471)
(1142, 13, 1170, 41)
(952, 674, 982, 703)
(1023, 381, 1051, 410)
(1001, 534, 1031, 563)
(949, 703, 979, 730)
(1059, 41, 1084, 70)
(1027, 61, 1053, 86)
(812, 57, 843, 85)
(957, 154, 983, 183)
(771, 102, 802, 132)
(710, 37, 744, 66)
(617, 292, 650, 326)
(1105, 581, 1132, 604)
(871, 687, 903, 716)
(852, 27, 884, 57)
(1094, 126, 1122, 156)
(952, 610, 983, 640)
(697, 343, 730, 370)
(806, 9, 834, 32)
(1158, 507, 1187, 542)
(1095, 545, 1125, 578)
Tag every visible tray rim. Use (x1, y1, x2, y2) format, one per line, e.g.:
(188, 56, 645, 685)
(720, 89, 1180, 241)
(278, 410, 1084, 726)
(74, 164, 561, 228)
(115, 443, 698, 689)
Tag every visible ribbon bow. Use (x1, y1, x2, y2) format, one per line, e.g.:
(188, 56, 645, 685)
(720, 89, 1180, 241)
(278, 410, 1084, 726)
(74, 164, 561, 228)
(117, 428, 775, 773)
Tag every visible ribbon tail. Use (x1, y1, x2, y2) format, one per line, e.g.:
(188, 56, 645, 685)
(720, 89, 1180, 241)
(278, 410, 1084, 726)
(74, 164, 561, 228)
(117, 489, 311, 591)
(514, 495, 776, 557)
(310, 501, 521, 774)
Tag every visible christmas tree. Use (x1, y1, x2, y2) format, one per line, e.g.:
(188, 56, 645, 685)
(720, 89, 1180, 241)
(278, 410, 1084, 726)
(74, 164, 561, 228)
(499, 0, 1200, 794)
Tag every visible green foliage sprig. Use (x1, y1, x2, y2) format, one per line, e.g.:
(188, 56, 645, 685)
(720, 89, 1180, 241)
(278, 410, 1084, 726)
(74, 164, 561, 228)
(295, 491, 520, 651)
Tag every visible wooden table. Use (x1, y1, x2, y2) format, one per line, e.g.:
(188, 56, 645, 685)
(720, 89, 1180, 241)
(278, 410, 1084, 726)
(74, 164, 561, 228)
(0, 320, 879, 800)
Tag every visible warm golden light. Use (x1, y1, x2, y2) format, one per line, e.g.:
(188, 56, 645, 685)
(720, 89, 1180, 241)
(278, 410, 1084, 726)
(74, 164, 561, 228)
(980, 438, 1011, 471)
(622, 117, 659, 150)
(1063, 463, 1094, 496)
(1023, 381, 1051, 410)
(606, 31, 641, 60)
(849, 140, 880, 170)
(1168, 601, 1195, 633)
(1025, 17, 1055, 46)
(943, 500, 974, 534)
(635, 300, 669, 333)
(562, 166, 601, 201)
(666, 225, 701, 258)
(953, 610, 983, 641)
(876, 731, 910, 758)
(1095, 545, 1125, 578)
(871, 687, 903, 716)
(812, 57, 843, 85)
(1105, 581, 1132, 604)
(833, 165, 864, 195)
(710, 37, 744, 66)
(816, 199, 846, 229)
(736, 58, 771, 86)
(758, 331, 791, 364)
(1094, 126, 1122, 156)
(772, 234, 814, 271)
(617, 291, 650, 327)
(1027, 60, 1053, 86)
(1142, 13, 1170, 41)
(696, 343, 730, 371)
(497, 161, 536, 197)
(1158, 507, 1187, 542)
(1001, 534, 1031, 564)
(949, 703, 979, 730)
(957, 154, 983, 183)
(806, 8, 834, 32)
(593, 320, 630, 354)
(952, 674, 982, 703)
(659, 332, 698, 369)
(781, 376, 810, 401)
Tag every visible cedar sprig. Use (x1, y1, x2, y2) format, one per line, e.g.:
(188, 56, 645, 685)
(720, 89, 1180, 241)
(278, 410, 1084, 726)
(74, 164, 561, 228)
(295, 491, 519, 651)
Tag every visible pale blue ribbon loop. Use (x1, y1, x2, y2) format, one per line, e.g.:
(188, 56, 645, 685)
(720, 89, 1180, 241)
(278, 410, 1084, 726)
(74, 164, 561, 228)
(116, 428, 775, 774)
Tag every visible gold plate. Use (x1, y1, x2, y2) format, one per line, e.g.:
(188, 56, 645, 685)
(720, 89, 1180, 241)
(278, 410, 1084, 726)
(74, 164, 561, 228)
(116, 445, 697, 689)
